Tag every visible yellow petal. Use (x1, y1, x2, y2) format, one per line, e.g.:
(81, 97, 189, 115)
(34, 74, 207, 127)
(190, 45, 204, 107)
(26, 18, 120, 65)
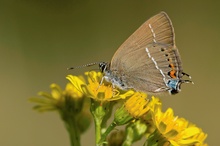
(66, 75, 86, 93)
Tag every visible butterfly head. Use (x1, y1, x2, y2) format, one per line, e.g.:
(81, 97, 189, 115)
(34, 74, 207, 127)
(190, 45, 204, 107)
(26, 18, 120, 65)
(99, 62, 110, 73)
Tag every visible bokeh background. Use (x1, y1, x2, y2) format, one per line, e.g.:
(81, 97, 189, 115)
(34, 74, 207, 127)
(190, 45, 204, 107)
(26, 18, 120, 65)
(0, 0, 219, 145)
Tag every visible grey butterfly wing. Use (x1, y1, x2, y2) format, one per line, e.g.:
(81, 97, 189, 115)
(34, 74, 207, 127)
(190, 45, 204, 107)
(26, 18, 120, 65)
(110, 12, 182, 93)
(125, 43, 183, 93)
(119, 44, 169, 93)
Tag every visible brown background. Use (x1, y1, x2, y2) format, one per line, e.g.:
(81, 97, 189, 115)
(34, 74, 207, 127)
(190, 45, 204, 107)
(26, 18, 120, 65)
(0, 0, 218, 145)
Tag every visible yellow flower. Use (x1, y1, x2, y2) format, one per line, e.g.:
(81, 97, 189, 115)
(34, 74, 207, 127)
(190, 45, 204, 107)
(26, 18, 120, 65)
(30, 83, 84, 113)
(64, 82, 83, 99)
(66, 71, 134, 103)
(124, 92, 150, 118)
(30, 83, 92, 134)
(114, 93, 161, 125)
(30, 83, 62, 112)
(125, 93, 162, 119)
(150, 108, 208, 146)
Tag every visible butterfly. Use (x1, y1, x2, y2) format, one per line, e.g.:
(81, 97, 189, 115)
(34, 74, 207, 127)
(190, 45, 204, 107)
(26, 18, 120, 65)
(98, 12, 192, 94)
(68, 12, 192, 95)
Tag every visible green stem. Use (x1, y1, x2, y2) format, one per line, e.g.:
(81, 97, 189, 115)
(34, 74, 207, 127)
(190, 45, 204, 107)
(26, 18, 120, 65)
(99, 121, 117, 145)
(66, 117, 81, 146)
(94, 115, 102, 144)
(90, 99, 113, 146)
(90, 99, 105, 145)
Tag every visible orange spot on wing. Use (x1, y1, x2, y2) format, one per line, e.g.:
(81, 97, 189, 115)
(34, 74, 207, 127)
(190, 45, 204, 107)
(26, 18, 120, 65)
(169, 63, 177, 78)
(170, 70, 176, 78)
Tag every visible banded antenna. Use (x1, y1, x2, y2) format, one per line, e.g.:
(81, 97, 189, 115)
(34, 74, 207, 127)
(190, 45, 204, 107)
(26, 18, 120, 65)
(67, 62, 100, 70)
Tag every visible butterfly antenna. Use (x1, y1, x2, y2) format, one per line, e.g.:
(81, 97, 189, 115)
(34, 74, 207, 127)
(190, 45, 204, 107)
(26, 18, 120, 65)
(67, 62, 100, 70)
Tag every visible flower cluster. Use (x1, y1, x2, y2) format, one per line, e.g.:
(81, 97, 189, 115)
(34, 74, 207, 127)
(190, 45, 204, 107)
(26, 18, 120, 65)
(30, 71, 208, 146)
(147, 107, 208, 146)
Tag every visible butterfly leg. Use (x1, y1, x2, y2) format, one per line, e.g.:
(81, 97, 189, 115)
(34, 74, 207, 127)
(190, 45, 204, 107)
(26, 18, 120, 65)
(96, 75, 109, 91)
(96, 76, 104, 91)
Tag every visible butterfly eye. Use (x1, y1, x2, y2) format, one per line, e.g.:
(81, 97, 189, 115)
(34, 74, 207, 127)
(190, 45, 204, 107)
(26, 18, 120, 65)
(165, 54, 169, 57)
(99, 62, 107, 72)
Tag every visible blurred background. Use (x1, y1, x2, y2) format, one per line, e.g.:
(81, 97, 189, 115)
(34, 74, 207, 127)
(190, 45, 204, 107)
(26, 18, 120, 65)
(0, 0, 219, 145)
